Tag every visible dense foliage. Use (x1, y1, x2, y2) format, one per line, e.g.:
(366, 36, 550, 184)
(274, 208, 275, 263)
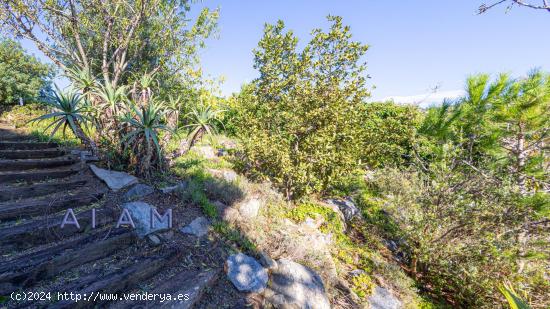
(0, 39, 54, 105)
(0, 0, 218, 91)
(235, 16, 369, 199)
(0, 4, 547, 307)
(358, 72, 550, 307)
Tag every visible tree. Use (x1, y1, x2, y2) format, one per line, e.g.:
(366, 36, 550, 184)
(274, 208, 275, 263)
(0, 0, 218, 88)
(419, 72, 549, 194)
(237, 16, 370, 199)
(361, 101, 423, 168)
(479, 0, 550, 13)
(0, 38, 54, 105)
(494, 70, 550, 194)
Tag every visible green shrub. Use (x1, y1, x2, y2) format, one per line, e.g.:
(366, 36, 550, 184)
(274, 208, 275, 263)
(235, 16, 369, 199)
(361, 101, 423, 168)
(361, 166, 549, 308)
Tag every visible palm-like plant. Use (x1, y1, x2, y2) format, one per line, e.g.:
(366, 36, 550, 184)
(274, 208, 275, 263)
(165, 95, 183, 129)
(184, 105, 225, 149)
(64, 66, 97, 95)
(120, 100, 170, 176)
(131, 71, 157, 106)
(94, 83, 128, 120)
(30, 86, 98, 154)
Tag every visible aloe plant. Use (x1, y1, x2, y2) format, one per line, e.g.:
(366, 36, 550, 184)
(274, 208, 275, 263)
(131, 71, 157, 106)
(165, 95, 183, 129)
(94, 83, 128, 120)
(499, 284, 531, 309)
(30, 86, 98, 154)
(64, 66, 97, 95)
(120, 100, 170, 176)
(184, 105, 225, 149)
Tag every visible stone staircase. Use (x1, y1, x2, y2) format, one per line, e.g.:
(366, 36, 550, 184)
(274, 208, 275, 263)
(0, 122, 229, 308)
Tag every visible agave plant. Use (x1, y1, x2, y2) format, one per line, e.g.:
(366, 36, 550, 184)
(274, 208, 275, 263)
(119, 100, 170, 176)
(94, 83, 128, 122)
(64, 66, 97, 95)
(499, 284, 531, 309)
(184, 105, 225, 149)
(131, 71, 157, 106)
(165, 95, 183, 129)
(30, 86, 98, 154)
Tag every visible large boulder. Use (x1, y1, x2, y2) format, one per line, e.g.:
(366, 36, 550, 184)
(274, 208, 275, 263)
(238, 197, 262, 219)
(368, 286, 402, 309)
(207, 168, 238, 183)
(226, 253, 268, 293)
(122, 202, 170, 238)
(267, 259, 331, 309)
(324, 198, 359, 222)
(180, 217, 211, 237)
(90, 164, 138, 191)
(123, 183, 154, 201)
(194, 145, 217, 159)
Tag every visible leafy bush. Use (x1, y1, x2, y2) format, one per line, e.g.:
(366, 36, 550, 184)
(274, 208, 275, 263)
(361, 101, 423, 168)
(360, 165, 549, 308)
(0, 39, 55, 105)
(235, 16, 369, 199)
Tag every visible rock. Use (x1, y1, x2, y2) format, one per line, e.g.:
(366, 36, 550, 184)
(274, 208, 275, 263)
(268, 259, 330, 309)
(226, 253, 268, 293)
(160, 181, 187, 194)
(147, 234, 162, 246)
(90, 164, 138, 191)
(207, 168, 238, 183)
(123, 183, 154, 201)
(195, 145, 217, 159)
(324, 197, 359, 221)
(220, 139, 237, 150)
(303, 216, 324, 230)
(259, 252, 278, 270)
(217, 148, 228, 157)
(368, 286, 402, 309)
(221, 206, 240, 224)
(349, 269, 367, 277)
(158, 230, 174, 241)
(238, 197, 262, 219)
(180, 217, 211, 237)
(122, 202, 170, 238)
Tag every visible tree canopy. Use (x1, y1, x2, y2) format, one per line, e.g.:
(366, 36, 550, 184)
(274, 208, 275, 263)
(0, 0, 218, 88)
(0, 38, 54, 105)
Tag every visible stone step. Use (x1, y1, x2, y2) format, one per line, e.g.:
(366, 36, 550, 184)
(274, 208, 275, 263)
(47, 248, 183, 309)
(0, 188, 106, 221)
(0, 207, 115, 250)
(0, 156, 79, 172)
(110, 268, 221, 309)
(0, 148, 66, 159)
(0, 164, 82, 183)
(0, 230, 135, 295)
(0, 141, 58, 150)
(0, 178, 87, 202)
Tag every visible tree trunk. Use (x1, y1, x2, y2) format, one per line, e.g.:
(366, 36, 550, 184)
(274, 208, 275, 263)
(72, 120, 99, 155)
(140, 141, 153, 178)
(516, 122, 527, 194)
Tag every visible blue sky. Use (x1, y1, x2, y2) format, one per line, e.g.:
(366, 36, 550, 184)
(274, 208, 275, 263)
(19, 0, 550, 104)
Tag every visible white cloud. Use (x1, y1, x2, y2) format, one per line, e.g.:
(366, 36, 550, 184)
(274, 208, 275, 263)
(380, 89, 465, 107)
